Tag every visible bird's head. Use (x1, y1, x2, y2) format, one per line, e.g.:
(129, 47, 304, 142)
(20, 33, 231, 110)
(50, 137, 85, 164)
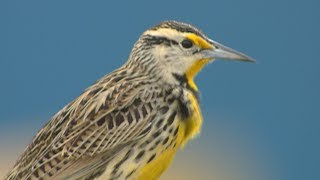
(128, 21, 254, 88)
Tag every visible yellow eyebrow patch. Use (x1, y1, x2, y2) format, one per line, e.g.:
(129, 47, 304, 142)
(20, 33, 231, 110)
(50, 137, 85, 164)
(186, 33, 214, 49)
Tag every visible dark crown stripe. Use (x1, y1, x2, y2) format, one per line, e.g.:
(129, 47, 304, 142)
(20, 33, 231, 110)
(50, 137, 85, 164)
(143, 35, 178, 46)
(150, 21, 208, 41)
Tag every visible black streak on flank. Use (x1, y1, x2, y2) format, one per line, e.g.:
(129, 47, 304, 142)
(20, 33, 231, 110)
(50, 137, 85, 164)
(156, 118, 164, 128)
(135, 150, 145, 162)
(163, 124, 168, 131)
(125, 169, 136, 179)
(147, 153, 156, 164)
(160, 106, 169, 114)
(152, 130, 161, 138)
(167, 111, 177, 126)
(173, 126, 179, 137)
(162, 137, 169, 145)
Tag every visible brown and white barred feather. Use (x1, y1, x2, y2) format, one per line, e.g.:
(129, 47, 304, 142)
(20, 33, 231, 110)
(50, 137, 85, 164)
(5, 63, 175, 179)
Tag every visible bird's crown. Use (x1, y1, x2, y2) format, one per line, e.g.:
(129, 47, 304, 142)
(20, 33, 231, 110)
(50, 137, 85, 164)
(150, 21, 207, 39)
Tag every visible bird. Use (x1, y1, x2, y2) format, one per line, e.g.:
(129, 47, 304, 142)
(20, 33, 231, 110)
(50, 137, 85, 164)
(5, 21, 254, 180)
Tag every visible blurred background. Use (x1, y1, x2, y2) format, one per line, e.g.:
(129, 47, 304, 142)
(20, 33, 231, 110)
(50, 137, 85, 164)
(1, 0, 319, 179)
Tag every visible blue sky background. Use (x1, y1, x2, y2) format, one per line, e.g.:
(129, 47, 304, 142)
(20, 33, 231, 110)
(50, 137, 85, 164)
(1, 0, 319, 179)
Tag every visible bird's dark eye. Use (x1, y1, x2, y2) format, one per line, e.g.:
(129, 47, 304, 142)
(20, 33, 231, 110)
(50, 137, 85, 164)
(181, 39, 194, 49)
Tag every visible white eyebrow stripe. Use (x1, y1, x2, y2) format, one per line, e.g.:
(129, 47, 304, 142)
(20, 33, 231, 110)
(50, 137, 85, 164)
(144, 28, 188, 39)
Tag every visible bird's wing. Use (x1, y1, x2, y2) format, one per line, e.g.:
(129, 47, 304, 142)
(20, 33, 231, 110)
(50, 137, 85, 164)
(6, 75, 167, 180)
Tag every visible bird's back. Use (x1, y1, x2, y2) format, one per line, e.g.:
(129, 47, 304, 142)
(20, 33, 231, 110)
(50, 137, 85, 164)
(5, 64, 157, 179)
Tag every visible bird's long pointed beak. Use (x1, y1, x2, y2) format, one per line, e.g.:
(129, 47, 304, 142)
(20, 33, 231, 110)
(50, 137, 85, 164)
(202, 39, 255, 62)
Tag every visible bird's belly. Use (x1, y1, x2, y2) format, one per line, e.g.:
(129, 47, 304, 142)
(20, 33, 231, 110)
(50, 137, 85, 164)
(96, 142, 179, 180)
(138, 145, 178, 180)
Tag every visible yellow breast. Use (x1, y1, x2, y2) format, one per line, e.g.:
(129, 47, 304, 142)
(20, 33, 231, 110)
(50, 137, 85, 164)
(138, 92, 203, 180)
(180, 92, 203, 145)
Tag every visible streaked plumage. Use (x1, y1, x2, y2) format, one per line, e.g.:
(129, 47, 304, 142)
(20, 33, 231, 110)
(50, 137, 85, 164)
(6, 21, 254, 180)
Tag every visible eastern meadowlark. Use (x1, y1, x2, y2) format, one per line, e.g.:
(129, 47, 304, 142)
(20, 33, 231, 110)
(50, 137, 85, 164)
(6, 21, 254, 180)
